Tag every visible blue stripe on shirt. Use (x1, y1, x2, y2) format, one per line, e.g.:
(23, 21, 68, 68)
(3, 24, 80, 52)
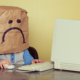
(0, 59, 2, 61)
(10, 53, 15, 63)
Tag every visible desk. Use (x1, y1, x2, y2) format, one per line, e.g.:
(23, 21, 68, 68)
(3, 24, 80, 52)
(0, 65, 80, 80)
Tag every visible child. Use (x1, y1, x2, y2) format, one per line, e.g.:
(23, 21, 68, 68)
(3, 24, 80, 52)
(0, 6, 44, 69)
(0, 49, 44, 69)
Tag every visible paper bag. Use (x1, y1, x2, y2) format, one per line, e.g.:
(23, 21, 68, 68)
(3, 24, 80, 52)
(0, 6, 29, 54)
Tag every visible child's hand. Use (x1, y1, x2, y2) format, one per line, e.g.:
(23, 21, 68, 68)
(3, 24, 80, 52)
(0, 60, 12, 69)
(31, 59, 45, 64)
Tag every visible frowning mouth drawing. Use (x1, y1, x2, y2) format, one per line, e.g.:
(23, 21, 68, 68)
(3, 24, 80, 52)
(1, 27, 26, 44)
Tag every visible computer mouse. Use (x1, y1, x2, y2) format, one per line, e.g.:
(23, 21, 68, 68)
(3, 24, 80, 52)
(5, 64, 15, 69)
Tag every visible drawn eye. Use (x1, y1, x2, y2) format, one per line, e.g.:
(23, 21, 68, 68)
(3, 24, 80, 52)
(8, 20, 13, 24)
(17, 19, 21, 23)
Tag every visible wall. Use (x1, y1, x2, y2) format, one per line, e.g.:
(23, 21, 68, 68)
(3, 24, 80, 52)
(0, 0, 80, 61)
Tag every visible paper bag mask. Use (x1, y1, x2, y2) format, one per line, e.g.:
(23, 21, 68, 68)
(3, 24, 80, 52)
(0, 6, 29, 54)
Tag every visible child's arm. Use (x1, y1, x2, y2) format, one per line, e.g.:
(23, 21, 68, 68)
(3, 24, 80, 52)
(0, 60, 12, 69)
(23, 49, 34, 65)
(31, 59, 45, 64)
(23, 49, 45, 65)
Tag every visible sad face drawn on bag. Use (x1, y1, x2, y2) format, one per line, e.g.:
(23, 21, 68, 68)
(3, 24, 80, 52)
(0, 7, 29, 54)
(1, 19, 26, 44)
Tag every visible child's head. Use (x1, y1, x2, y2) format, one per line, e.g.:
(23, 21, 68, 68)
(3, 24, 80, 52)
(0, 6, 29, 54)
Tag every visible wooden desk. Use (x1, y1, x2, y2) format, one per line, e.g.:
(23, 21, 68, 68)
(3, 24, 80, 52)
(0, 64, 80, 80)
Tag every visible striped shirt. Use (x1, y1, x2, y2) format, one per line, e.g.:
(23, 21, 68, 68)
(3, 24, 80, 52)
(0, 49, 34, 65)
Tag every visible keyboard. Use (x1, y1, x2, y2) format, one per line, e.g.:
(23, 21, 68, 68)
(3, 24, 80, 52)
(18, 61, 54, 71)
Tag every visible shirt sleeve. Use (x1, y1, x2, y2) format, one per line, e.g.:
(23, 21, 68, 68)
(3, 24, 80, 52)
(23, 49, 34, 65)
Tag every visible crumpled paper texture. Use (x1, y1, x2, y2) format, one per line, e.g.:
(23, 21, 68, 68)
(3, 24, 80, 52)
(0, 6, 29, 54)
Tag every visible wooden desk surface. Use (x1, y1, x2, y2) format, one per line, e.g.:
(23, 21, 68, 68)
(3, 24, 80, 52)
(0, 64, 80, 80)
